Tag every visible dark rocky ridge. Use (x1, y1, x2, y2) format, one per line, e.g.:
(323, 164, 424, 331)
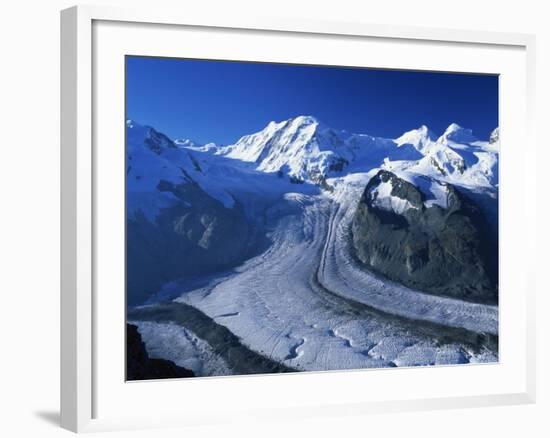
(127, 124, 268, 306)
(126, 323, 195, 380)
(143, 127, 176, 154)
(127, 180, 260, 306)
(351, 170, 498, 304)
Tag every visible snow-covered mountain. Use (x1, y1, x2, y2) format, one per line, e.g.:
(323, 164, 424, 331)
(126, 116, 500, 371)
(212, 115, 499, 192)
(127, 120, 241, 221)
(390, 123, 499, 190)
(127, 116, 498, 229)
(219, 115, 422, 184)
(126, 120, 263, 305)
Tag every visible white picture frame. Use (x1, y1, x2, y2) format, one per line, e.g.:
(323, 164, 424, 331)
(60, 4, 537, 433)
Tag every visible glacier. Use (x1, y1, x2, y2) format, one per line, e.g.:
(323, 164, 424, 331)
(126, 115, 499, 376)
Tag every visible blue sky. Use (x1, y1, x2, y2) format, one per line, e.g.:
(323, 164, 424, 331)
(126, 56, 498, 145)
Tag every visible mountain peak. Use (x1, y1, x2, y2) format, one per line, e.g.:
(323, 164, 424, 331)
(395, 125, 435, 151)
(126, 119, 175, 154)
(126, 119, 141, 129)
(444, 122, 463, 133)
(489, 127, 499, 145)
(439, 123, 477, 144)
(397, 124, 435, 138)
(417, 124, 431, 133)
(174, 138, 202, 148)
(256, 115, 324, 138)
(288, 115, 321, 126)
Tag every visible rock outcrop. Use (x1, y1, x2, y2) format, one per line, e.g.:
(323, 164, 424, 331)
(351, 170, 498, 303)
(127, 181, 255, 306)
(126, 120, 262, 306)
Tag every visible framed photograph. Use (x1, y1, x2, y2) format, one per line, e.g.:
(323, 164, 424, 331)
(61, 5, 536, 433)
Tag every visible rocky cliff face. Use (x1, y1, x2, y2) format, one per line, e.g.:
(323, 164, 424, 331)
(126, 120, 260, 306)
(127, 180, 255, 306)
(351, 170, 498, 303)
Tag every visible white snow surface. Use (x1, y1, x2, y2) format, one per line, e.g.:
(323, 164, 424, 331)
(321, 174, 498, 335)
(126, 120, 240, 219)
(174, 138, 201, 148)
(216, 117, 499, 192)
(173, 188, 497, 370)
(126, 119, 325, 221)
(425, 180, 450, 208)
(128, 116, 499, 372)
(220, 115, 423, 183)
(391, 122, 499, 190)
(127, 117, 498, 222)
(395, 125, 435, 153)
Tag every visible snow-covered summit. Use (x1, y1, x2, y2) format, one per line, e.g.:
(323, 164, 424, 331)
(174, 138, 201, 148)
(287, 114, 323, 127)
(208, 116, 498, 190)
(438, 123, 478, 144)
(489, 127, 499, 145)
(218, 115, 422, 183)
(387, 122, 498, 189)
(126, 116, 499, 223)
(126, 119, 176, 155)
(126, 120, 240, 220)
(223, 115, 331, 162)
(395, 125, 436, 153)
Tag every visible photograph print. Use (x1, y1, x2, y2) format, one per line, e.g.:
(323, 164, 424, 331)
(125, 56, 499, 380)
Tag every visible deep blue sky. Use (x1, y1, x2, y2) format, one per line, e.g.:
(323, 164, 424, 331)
(126, 56, 498, 145)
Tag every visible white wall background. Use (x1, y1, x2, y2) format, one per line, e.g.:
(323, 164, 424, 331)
(0, 0, 547, 436)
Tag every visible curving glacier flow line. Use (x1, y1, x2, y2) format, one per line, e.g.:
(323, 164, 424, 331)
(317, 181, 499, 336)
(173, 190, 497, 372)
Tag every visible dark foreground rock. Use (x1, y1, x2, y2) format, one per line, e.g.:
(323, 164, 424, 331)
(351, 170, 498, 303)
(126, 323, 195, 380)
